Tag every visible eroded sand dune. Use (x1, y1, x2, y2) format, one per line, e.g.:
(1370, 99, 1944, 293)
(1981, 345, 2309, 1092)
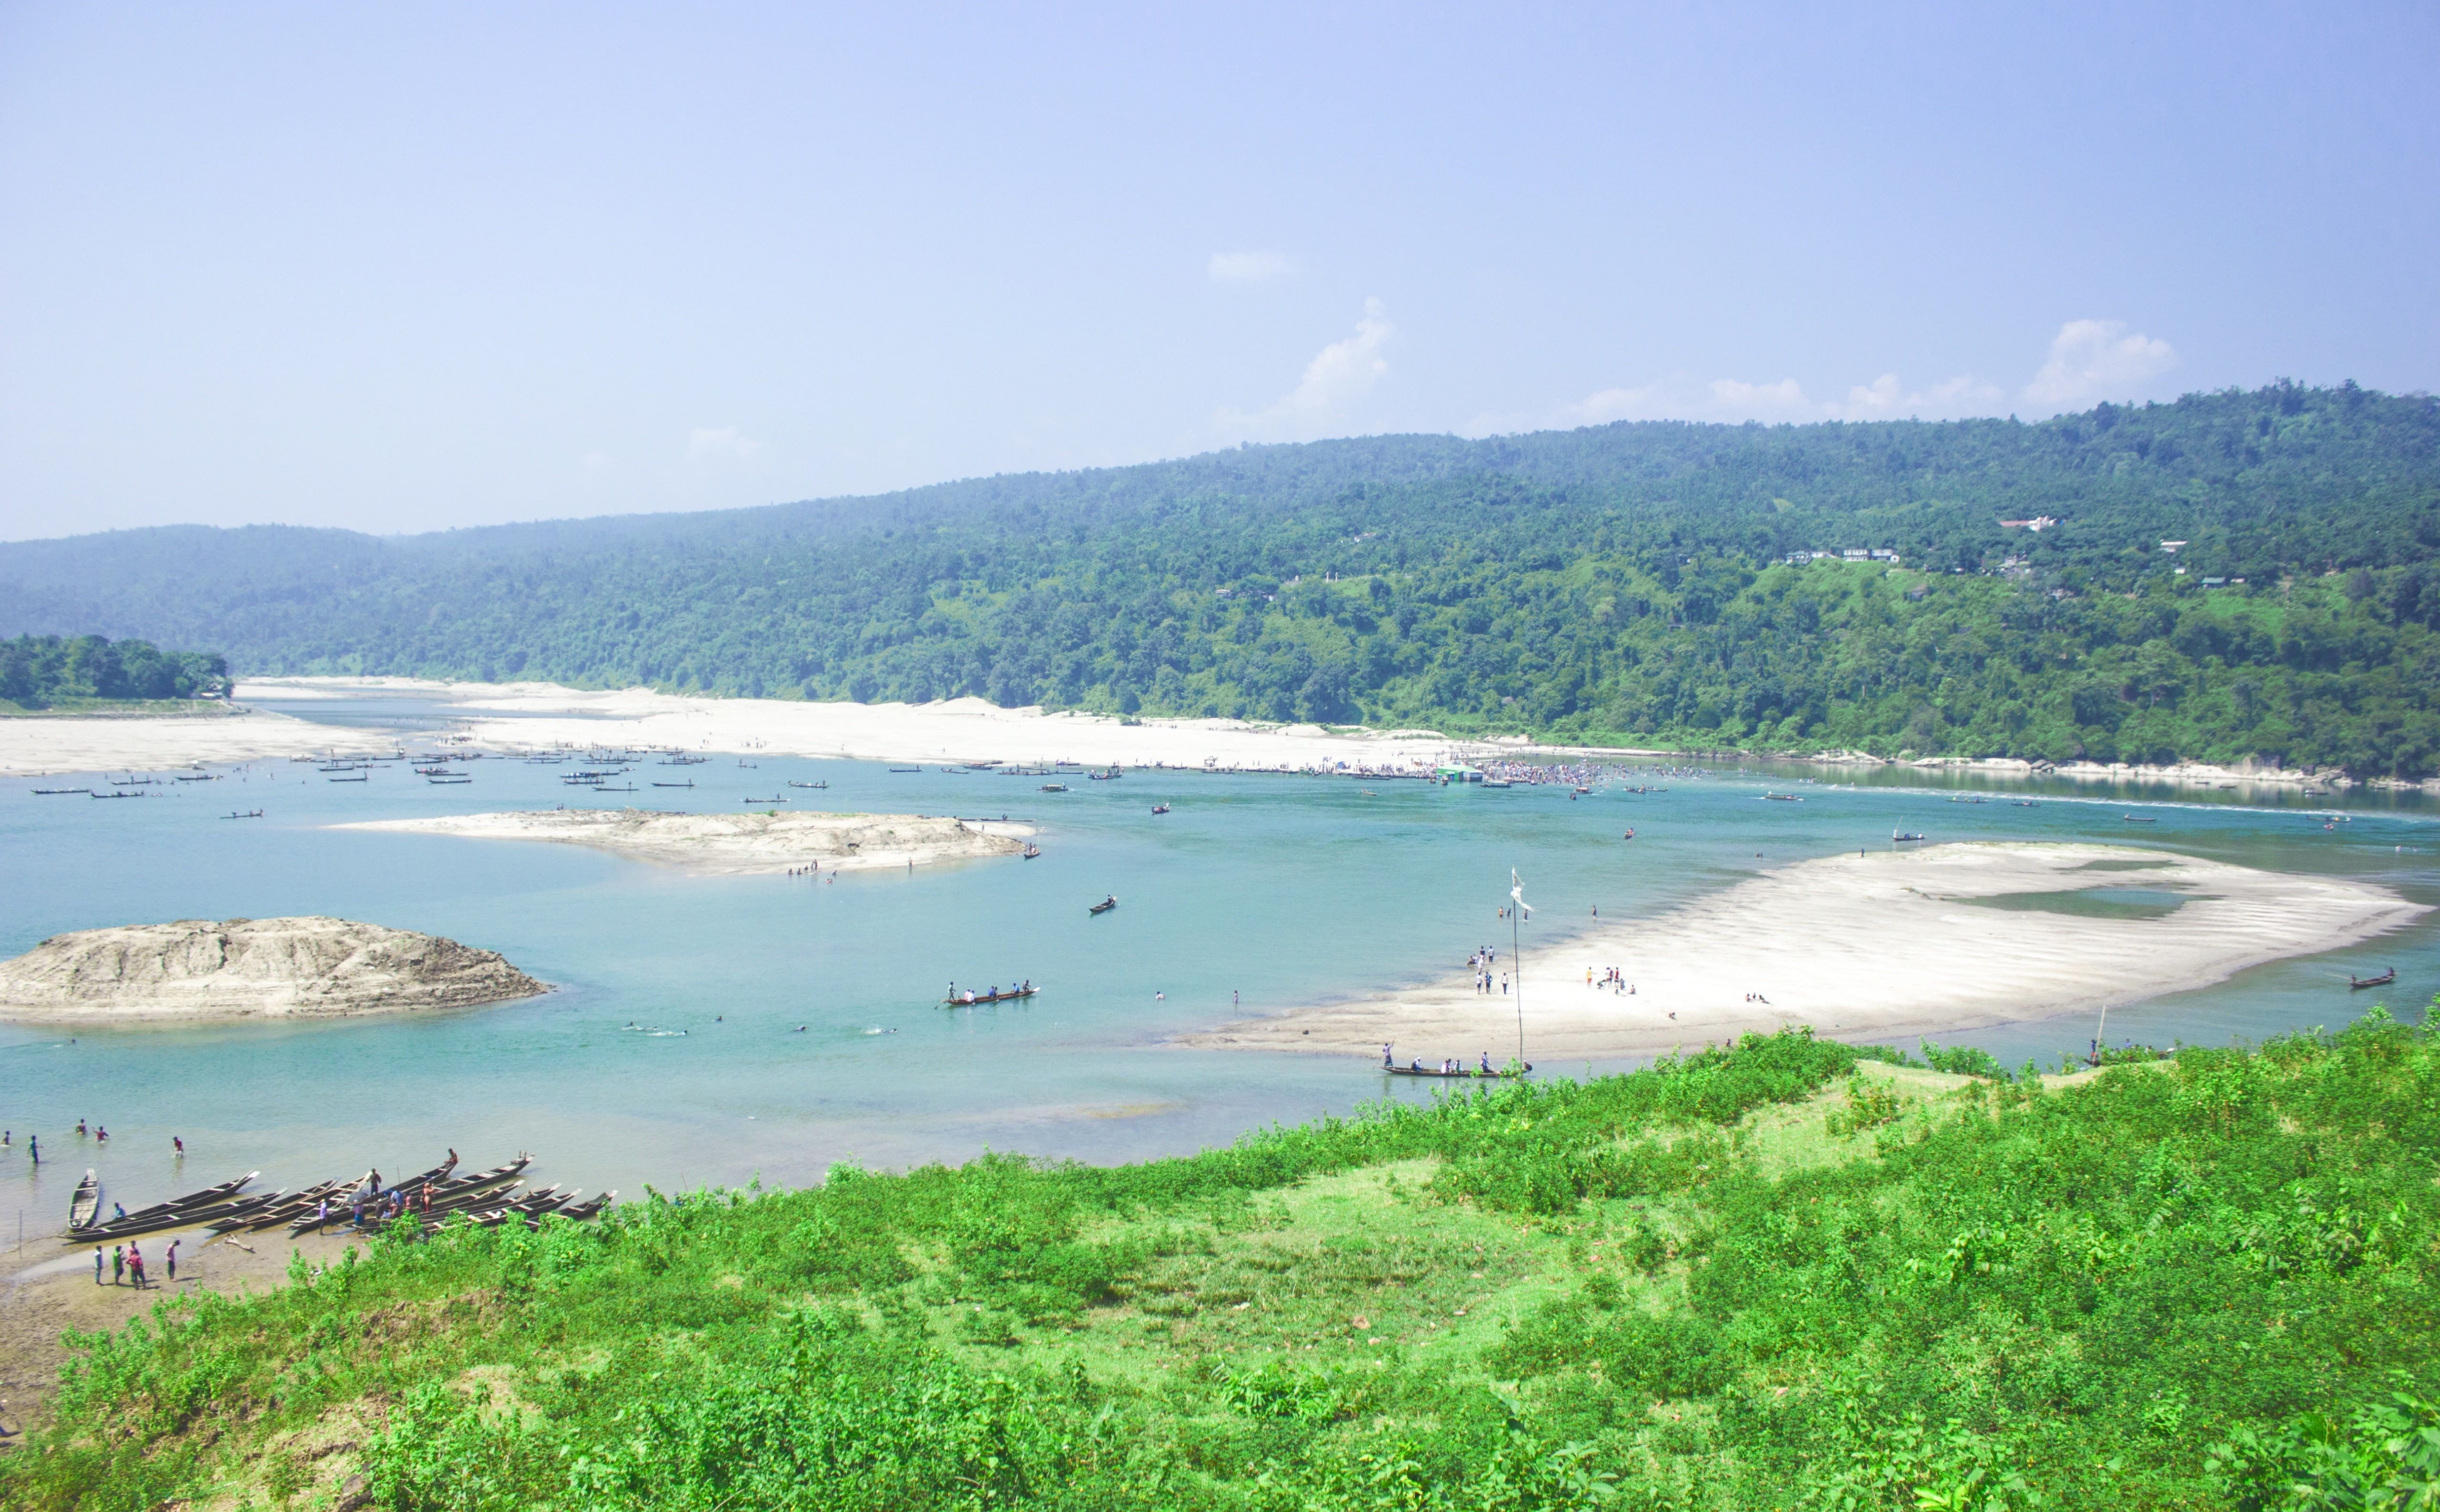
(1187, 842, 2423, 1060)
(0, 917, 547, 1024)
(336, 807, 1032, 875)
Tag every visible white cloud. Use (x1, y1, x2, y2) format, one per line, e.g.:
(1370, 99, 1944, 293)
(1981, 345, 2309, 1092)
(687, 425, 760, 460)
(1207, 250, 1292, 282)
(2019, 319, 2177, 410)
(1218, 298, 1395, 438)
(1824, 373, 2006, 421)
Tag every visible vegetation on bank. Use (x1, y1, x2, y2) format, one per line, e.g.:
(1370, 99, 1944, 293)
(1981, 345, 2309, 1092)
(1, 383, 2436, 771)
(0, 634, 228, 710)
(8, 1015, 2439, 1510)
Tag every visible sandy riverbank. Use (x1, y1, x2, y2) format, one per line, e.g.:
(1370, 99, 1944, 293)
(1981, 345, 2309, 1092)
(0, 917, 547, 1025)
(240, 677, 1460, 774)
(0, 704, 388, 778)
(1183, 842, 2424, 1063)
(335, 808, 1034, 875)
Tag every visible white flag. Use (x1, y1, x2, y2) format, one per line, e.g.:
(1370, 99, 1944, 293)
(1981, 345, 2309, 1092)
(1510, 868, 1531, 919)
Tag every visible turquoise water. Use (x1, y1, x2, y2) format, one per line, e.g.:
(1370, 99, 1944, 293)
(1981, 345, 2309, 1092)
(2, 692, 2434, 1230)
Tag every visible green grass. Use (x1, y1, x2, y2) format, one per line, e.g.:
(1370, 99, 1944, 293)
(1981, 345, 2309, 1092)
(7, 1020, 2439, 1510)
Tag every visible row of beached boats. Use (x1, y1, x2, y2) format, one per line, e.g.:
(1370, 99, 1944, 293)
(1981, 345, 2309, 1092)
(62, 1155, 613, 1245)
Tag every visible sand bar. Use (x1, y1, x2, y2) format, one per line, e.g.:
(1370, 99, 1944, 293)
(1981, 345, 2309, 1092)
(335, 807, 1035, 875)
(0, 704, 388, 778)
(1184, 843, 2424, 1062)
(240, 676, 1464, 774)
(0, 916, 546, 1025)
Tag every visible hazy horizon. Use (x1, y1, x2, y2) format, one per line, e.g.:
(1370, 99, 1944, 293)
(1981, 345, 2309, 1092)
(4, 3, 2435, 542)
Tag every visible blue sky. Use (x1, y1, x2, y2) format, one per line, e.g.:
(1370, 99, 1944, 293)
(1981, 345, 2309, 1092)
(0, 2, 2433, 539)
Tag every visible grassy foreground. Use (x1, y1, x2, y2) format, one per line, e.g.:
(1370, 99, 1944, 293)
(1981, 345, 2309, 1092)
(9, 1021, 2440, 1511)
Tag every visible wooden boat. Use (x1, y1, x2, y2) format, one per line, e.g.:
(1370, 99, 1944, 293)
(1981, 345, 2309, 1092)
(742, 796, 783, 803)
(890, 766, 922, 773)
(1021, 843, 1041, 859)
(2011, 800, 2039, 808)
(1762, 792, 1802, 802)
(224, 810, 264, 819)
(92, 791, 142, 799)
(1385, 1062, 1532, 1078)
(1040, 783, 1069, 793)
(1892, 831, 1926, 842)
(69, 1171, 100, 1231)
(327, 775, 369, 783)
(942, 985, 1037, 1005)
(32, 788, 91, 795)
(651, 781, 694, 788)
(787, 780, 827, 789)
(1481, 778, 1513, 788)
(1088, 895, 1118, 915)
(427, 777, 473, 785)
(2350, 969, 2397, 990)
(1150, 803, 1171, 814)
(2121, 814, 2158, 824)
(173, 773, 216, 782)
(66, 1172, 258, 1241)
(536, 1191, 613, 1226)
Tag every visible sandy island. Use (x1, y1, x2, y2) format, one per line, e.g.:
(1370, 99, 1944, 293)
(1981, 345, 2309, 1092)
(0, 917, 547, 1025)
(334, 807, 1034, 875)
(1184, 842, 2425, 1062)
(0, 703, 389, 778)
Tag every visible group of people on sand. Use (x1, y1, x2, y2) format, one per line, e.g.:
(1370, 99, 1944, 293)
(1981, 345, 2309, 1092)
(1588, 966, 1635, 995)
(93, 1237, 177, 1288)
(1467, 946, 1508, 995)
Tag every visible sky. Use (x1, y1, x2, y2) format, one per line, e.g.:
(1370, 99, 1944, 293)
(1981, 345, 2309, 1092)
(0, 3, 2434, 541)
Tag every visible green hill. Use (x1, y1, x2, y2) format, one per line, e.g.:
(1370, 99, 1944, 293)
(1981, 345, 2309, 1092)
(4, 381, 2436, 772)
(9, 1019, 2438, 1510)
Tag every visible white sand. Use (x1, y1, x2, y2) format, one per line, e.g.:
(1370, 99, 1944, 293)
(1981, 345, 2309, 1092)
(237, 677, 1463, 773)
(1185, 843, 2424, 1061)
(334, 807, 1035, 875)
(0, 916, 546, 1024)
(0, 705, 388, 778)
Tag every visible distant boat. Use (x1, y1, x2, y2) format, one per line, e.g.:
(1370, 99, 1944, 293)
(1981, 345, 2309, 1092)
(1089, 768, 1121, 781)
(2011, 800, 2038, 807)
(651, 781, 693, 788)
(1385, 1062, 1531, 1079)
(1088, 895, 1118, 915)
(743, 796, 783, 804)
(2350, 968, 2397, 990)
(787, 780, 827, 789)
(1892, 830, 1926, 842)
(32, 788, 90, 796)
(1150, 803, 1171, 814)
(2121, 814, 2158, 824)
(92, 791, 142, 799)
(327, 775, 369, 783)
(173, 773, 215, 782)
(1021, 843, 1042, 859)
(224, 810, 264, 819)
(1481, 778, 1513, 789)
(942, 985, 1037, 1006)
(890, 766, 922, 773)
(427, 777, 473, 785)
(1762, 792, 1802, 802)
(1040, 783, 1069, 793)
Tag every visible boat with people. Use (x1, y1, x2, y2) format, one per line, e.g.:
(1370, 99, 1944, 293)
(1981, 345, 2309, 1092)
(742, 796, 784, 803)
(1150, 803, 1171, 814)
(1762, 792, 1802, 802)
(1041, 783, 1069, 792)
(32, 788, 91, 795)
(65, 1172, 259, 1242)
(1021, 842, 1042, 858)
(942, 983, 1037, 1005)
(651, 780, 694, 788)
(1088, 895, 1118, 915)
(787, 780, 828, 789)
(2122, 814, 2159, 824)
(92, 791, 142, 799)
(2350, 968, 2398, 990)
(1383, 1058, 1531, 1078)
(224, 809, 264, 819)
(1892, 830, 1926, 842)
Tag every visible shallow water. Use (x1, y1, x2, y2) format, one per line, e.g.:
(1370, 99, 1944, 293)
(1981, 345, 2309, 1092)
(1, 690, 2434, 1230)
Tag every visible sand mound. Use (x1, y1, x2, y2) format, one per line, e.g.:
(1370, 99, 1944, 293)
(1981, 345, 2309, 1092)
(336, 808, 1032, 875)
(0, 917, 548, 1023)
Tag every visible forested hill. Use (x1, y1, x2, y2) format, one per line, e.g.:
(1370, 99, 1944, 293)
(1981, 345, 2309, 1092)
(4, 381, 2439, 772)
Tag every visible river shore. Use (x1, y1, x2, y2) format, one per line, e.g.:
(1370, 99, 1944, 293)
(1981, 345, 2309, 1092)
(0, 704, 387, 778)
(1182, 842, 2424, 1063)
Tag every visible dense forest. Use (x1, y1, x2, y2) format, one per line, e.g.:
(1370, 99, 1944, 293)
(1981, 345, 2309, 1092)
(0, 634, 228, 709)
(9, 1018, 2438, 1509)
(3, 382, 2436, 772)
